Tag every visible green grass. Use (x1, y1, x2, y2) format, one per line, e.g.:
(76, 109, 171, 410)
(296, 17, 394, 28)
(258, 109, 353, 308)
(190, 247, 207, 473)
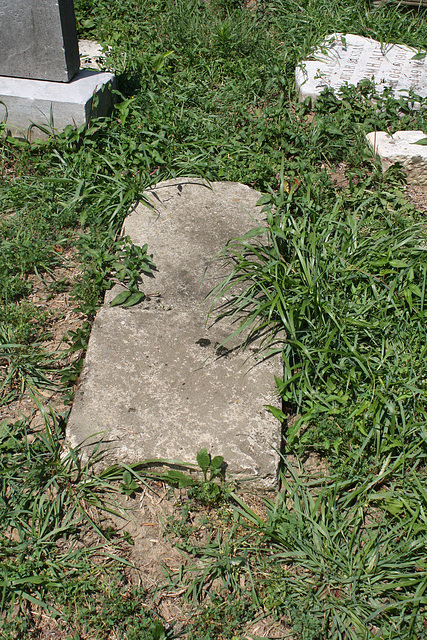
(210, 164, 427, 465)
(2, 0, 427, 637)
(0, 405, 174, 639)
(177, 456, 427, 639)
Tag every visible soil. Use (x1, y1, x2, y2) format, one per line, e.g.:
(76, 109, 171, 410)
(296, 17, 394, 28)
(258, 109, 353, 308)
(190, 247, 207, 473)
(405, 182, 427, 212)
(101, 482, 291, 638)
(0, 246, 84, 428)
(328, 163, 427, 210)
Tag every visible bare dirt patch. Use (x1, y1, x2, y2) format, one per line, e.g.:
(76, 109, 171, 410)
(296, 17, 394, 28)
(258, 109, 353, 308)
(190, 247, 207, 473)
(405, 182, 427, 212)
(0, 247, 84, 426)
(99, 481, 293, 638)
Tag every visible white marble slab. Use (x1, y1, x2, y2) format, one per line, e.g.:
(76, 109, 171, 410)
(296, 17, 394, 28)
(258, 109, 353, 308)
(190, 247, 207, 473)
(296, 34, 427, 104)
(367, 130, 427, 185)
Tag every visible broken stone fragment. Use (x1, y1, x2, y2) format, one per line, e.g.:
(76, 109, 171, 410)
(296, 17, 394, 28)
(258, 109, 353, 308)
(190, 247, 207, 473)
(79, 40, 110, 71)
(367, 130, 427, 186)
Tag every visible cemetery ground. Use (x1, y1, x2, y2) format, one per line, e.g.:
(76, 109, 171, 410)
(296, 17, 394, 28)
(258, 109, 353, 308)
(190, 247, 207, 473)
(2, 0, 427, 637)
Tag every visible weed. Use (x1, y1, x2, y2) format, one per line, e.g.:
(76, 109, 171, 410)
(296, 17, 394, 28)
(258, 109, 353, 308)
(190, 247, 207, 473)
(185, 594, 256, 640)
(0, 301, 49, 345)
(232, 459, 427, 639)
(119, 469, 139, 497)
(73, 230, 155, 314)
(57, 578, 172, 639)
(0, 328, 62, 404)
(168, 457, 427, 639)
(0, 404, 173, 637)
(164, 448, 230, 506)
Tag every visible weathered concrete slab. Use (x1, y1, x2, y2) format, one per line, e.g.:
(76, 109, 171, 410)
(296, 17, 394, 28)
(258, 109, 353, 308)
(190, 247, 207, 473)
(367, 130, 427, 185)
(296, 33, 427, 104)
(0, 69, 115, 141)
(66, 179, 282, 485)
(0, 0, 79, 82)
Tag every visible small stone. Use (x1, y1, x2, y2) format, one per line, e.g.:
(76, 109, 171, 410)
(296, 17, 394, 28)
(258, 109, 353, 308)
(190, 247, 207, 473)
(367, 130, 427, 185)
(296, 33, 427, 104)
(79, 40, 109, 71)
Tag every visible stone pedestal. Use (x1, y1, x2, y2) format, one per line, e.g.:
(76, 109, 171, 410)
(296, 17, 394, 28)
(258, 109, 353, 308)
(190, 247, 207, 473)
(0, 70, 115, 141)
(0, 0, 116, 140)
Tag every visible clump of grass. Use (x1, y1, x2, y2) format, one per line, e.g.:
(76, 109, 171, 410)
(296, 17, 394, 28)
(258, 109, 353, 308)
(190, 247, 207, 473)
(238, 458, 427, 639)
(0, 405, 111, 617)
(210, 168, 427, 464)
(0, 405, 172, 639)
(169, 456, 427, 640)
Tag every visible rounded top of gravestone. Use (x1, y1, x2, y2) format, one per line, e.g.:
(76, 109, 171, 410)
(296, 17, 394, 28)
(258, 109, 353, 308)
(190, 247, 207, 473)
(295, 33, 427, 104)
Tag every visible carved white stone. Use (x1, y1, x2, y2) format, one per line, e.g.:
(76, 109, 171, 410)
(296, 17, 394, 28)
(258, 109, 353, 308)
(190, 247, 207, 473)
(79, 40, 108, 71)
(296, 34, 427, 104)
(367, 130, 427, 185)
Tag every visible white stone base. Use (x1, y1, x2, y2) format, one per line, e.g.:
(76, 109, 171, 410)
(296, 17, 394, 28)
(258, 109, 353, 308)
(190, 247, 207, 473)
(367, 130, 427, 185)
(0, 69, 116, 141)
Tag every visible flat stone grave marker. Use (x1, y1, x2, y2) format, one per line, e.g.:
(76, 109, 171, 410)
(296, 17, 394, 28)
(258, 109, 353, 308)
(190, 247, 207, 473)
(66, 179, 282, 486)
(296, 33, 427, 104)
(367, 130, 427, 185)
(0, 0, 79, 82)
